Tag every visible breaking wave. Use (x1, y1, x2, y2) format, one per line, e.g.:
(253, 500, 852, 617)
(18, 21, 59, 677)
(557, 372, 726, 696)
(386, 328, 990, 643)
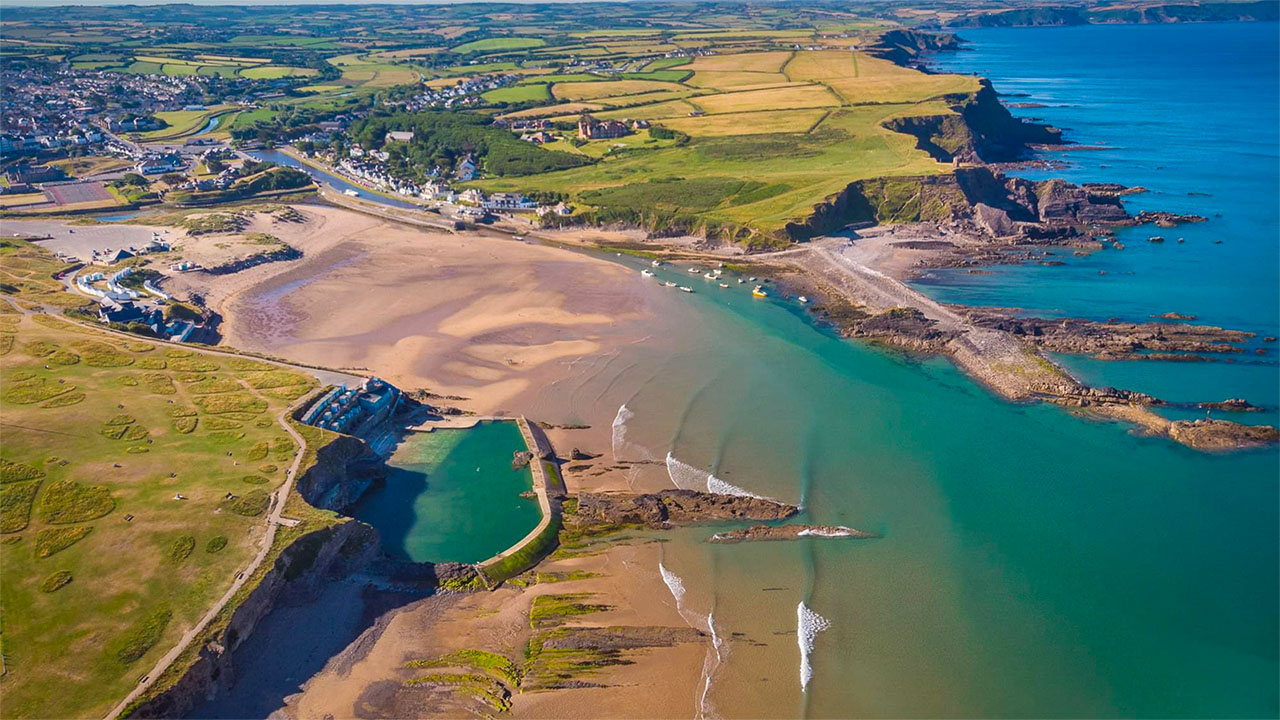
(611, 404, 636, 460)
(660, 561, 725, 720)
(666, 453, 765, 499)
(798, 526, 859, 538)
(797, 601, 831, 692)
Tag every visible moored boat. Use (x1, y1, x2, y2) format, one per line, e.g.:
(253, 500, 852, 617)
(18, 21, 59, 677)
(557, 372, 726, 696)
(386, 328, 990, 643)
(679, 286, 694, 293)
(752, 285, 768, 298)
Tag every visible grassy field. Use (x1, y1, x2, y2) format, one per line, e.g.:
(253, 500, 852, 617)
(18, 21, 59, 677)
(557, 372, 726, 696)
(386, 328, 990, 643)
(452, 37, 546, 54)
(482, 83, 551, 104)
(0, 275, 321, 717)
(136, 105, 239, 141)
(691, 83, 839, 113)
(550, 79, 685, 102)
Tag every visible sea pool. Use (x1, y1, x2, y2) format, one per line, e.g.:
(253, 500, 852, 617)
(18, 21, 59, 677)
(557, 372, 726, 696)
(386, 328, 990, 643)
(348, 420, 541, 564)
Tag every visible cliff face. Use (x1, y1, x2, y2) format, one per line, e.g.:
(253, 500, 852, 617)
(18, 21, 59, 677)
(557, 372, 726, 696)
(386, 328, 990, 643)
(864, 29, 962, 65)
(784, 166, 1129, 241)
(127, 520, 380, 719)
(952, 1, 1279, 26)
(294, 433, 385, 511)
(884, 80, 1062, 164)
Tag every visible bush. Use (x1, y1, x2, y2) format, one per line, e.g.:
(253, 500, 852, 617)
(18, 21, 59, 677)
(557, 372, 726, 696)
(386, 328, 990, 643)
(4, 377, 77, 405)
(0, 460, 45, 484)
(167, 535, 195, 563)
(115, 608, 172, 665)
(38, 570, 73, 593)
(39, 480, 114, 524)
(205, 535, 228, 553)
(70, 340, 134, 367)
(0, 480, 40, 532)
(230, 489, 270, 517)
(35, 526, 92, 557)
(167, 357, 218, 372)
(241, 475, 269, 485)
(172, 416, 198, 434)
(39, 392, 85, 408)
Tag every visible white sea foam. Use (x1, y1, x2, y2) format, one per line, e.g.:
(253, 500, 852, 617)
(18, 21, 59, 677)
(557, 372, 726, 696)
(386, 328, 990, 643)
(611, 404, 635, 459)
(658, 561, 687, 612)
(797, 601, 831, 692)
(666, 453, 765, 499)
(797, 526, 857, 538)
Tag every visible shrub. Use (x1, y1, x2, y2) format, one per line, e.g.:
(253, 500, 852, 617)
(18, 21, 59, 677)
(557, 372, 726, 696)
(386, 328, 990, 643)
(5, 377, 77, 404)
(39, 392, 85, 408)
(241, 475, 270, 485)
(187, 378, 242, 395)
(0, 480, 40, 532)
(47, 349, 80, 365)
(104, 414, 136, 426)
(167, 357, 219, 372)
(167, 535, 195, 563)
(117, 376, 138, 387)
(242, 370, 309, 389)
(71, 341, 134, 367)
(168, 406, 197, 418)
(123, 425, 150, 441)
(245, 442, 269, 461)
(115, 608, 172, 665)
(229, 489, 270, 516)
(257, 464, 278, 474)
(208, 430, 245, 443)
(205, 535, 228, 553)
(172, 416, 198, 434)
(99, 425, 128, 440)
(201, 418, 242, 431)
(39, 480, 114, 524)
(195, 394, 266, 415)
(142, 373, 176, 395)
(38, 570, 73, 593)
(35, 526, 92, 557)
(261, 384, 310, 400)
(135, 357, 167, 370)
(0, 460, 45, 484)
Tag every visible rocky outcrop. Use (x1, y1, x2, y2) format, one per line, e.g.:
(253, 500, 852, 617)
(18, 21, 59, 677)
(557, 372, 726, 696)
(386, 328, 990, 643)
(293, 433, 386, 511)
(883, 81, 1062, 164)
(863, 29, 961, 65)
(575, 489, 797, 528)
(708, 524, 880, 543)
(201, 245, 302, 276)
(127, 520, 380, 719)
(784, 166, 1134, 242)
(949, 2, 1278, 27)
(1168, 419, 1280, 450)
(963, 310, 1255, 359)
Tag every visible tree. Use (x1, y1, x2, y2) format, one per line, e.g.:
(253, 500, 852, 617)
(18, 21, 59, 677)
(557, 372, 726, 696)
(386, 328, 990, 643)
(204, 158, 226, 173)
(118, 173, 148, 187)
(160, 173, 186, 186)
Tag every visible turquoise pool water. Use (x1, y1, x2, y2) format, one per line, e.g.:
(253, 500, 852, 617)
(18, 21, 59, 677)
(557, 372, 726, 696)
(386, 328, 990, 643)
(348, 421, 541, 564)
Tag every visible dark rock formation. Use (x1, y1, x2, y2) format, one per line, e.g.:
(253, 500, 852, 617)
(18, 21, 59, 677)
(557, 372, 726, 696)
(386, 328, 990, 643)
(575, 489, 797, 528)
(294, 433, 386, 511)
(1169, 419, 1279, 450)
(708, 524, 881, 543)
(863, 29, 961, 65)
(570, 447, 598, 460)
(963, 310, 1254, 359)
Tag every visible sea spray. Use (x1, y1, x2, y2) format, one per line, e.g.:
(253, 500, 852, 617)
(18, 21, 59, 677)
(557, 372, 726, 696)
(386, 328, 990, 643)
(666, 453, 765, 499)
(661, 561, 726, 719)
(797, 601, 831, 692)
(611, 404, 635, 460)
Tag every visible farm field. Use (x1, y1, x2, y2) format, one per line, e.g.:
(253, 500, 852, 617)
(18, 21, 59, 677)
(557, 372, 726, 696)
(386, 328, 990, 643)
(0, 257, 327, 717)
(451, 36, 547, 54)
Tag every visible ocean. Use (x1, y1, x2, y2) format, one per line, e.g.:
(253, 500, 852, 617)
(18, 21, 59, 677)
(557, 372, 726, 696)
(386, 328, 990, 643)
(515, 22, 1279, 717)
(921, 21, 1280, 427)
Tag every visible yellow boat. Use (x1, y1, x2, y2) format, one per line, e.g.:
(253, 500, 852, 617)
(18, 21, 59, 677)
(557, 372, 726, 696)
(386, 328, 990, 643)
(752, 285, 768, 298)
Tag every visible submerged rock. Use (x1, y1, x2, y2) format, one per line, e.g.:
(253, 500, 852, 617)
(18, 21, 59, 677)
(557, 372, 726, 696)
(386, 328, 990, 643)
(707, 524, 881, 543)
(1168, 419, 1279, 450)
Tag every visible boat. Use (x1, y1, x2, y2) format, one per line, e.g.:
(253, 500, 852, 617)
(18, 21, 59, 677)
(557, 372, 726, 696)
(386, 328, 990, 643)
(513, 235, 525, 241)
(737, 278, 744, 283)
(703, 272, 717, 280)
(798, 296, 809, 303)
(749, 276, 757, 281)
(343, 189, 359, 197)
(688, 267, 700, 274)
(641, 269, 655, 277)
(752, 286, 768, 298)
(678, 286, 694, 293)
(651, 260, 662, 267)
(719, 283, 730, 288)
(664, 281, 677, 287)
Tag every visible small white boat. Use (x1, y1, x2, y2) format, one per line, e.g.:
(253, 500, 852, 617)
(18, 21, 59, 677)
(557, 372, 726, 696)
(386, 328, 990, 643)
(798, 296, 809, 304)
(719, 283, 729, 288)
(513, 235, 525, 241)
(749, 276, 757, 281)
(737, 278, 744, 283)
(678, 286, 694, 293)
(687, 267, 700, 274)
(664, 281, 677, 287)
(343, 189, 359, 197)
(703, 272, 717, 280)
(641, 269, 655, 277)
(651, 260, 662, 267)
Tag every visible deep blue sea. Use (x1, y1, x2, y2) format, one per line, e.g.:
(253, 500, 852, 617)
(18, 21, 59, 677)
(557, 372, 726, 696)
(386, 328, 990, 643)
(924, 22, 1280, 423)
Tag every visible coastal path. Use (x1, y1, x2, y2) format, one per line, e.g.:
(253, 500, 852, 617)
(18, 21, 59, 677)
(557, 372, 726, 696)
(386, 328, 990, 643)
(103, 387, 325, 720)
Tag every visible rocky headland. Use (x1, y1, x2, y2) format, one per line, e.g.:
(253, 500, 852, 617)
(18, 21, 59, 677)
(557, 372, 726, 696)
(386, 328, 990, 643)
(575, 489, 798, 528)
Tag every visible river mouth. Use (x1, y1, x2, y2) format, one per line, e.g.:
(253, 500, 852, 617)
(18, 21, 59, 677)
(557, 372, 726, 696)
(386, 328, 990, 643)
(349, 420, 542, 564)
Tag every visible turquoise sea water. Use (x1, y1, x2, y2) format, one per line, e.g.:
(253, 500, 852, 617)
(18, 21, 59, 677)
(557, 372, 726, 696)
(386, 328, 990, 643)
(921, 22, 1279, 424)
(348, 421, 541, 564)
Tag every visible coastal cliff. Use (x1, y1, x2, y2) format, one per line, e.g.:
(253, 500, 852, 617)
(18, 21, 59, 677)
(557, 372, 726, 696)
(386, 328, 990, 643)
(125, 520, 381, 719)
(947, 1, 1279, 27)
(884, 80, 1062, 164)
(293, 432, 386, 511)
